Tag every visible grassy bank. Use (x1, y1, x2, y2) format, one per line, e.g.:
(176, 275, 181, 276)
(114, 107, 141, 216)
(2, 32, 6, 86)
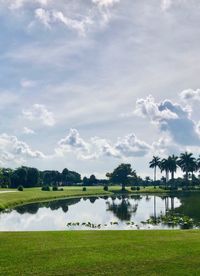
(0, 230, 200, 275)
(0, 186, 167, 211)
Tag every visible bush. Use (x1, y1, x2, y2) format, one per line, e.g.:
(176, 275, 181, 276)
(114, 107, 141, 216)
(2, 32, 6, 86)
(136, 186, 140, 191)
(52, 186, 58, 191)
(131, 186, 137, 191)
(82, 187, 87, 191)
(17, 185, 24, 191)
(41, 185, 51, 191)
(103, 185, 108, 191)
(1, 183, 8, 188)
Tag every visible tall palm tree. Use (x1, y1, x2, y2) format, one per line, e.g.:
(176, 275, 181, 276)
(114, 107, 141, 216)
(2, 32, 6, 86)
(168, 155, 178, 180)
(149, 156, 160, 182)
(159, 158, 170, 183)
(178, 152, 196, 183)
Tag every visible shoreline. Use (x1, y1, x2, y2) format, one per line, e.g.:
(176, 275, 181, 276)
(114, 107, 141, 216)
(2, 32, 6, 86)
(0, 186, 199, 212)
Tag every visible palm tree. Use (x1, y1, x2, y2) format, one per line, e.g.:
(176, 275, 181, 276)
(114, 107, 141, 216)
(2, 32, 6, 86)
(178, 152, 196, 183)
(159, 158, 170, 183)
(168, 155, 178, 180)
(149, 156, 160, 182)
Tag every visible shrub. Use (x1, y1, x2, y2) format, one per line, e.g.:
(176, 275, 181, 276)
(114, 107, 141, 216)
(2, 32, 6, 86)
(17, 185, 24, 191)
(131, 186, 137, 191)
(59, 188, 64, 191)
(52, 186, 58, 191)
(41, 185, 51, 191)
(103, 186, 108, 191)
(136, 186, 140, 191)
(82, 187, 86, 191)
(1, 183, 8, 188)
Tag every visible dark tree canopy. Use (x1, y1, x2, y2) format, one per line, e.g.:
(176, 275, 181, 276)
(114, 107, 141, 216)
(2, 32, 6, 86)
(106, 163, 137, 190)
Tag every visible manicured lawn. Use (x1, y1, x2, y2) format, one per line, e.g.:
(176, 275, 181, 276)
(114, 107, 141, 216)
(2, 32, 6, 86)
(0, 230, 200, 275)
(0, 186, 166, 211)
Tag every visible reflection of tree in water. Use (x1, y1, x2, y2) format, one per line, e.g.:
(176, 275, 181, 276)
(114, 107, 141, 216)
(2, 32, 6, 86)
(174, 193, 200, 223)
(130, 195, 142, 201)
(14, 198, 81, 214)
(89, 197, 98, 204)
(106, 198, 138, 221)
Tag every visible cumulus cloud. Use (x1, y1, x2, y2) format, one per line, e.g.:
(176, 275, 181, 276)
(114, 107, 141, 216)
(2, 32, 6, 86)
(180, 89, 200, 102)
(135, 95, 200, 145)
(135, 95, 178, 123)
(56, 129, 151, 160)
(0, 133, 45, 165)
(115, 134, 151, 157)
(23, 104, 55, 126)
(57, 129, 89, 155)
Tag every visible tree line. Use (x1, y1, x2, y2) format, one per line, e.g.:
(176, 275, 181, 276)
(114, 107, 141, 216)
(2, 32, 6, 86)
(0, 151, 200, 189)
(149, 152, 200, 186)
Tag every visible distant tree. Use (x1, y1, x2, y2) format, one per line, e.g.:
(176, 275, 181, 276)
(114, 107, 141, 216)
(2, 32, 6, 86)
(82, 176, 89, 186)
(178, 152, 196, 183)
(168, 155, 178, 180)
(149, 156, 160, 182)
(159, 158, 170, 183)
(89, 175, 97, 186)
(0, 168, 12, 187)
(26, 167, 39, 187)
(106, 163, 137, 190)
(61, 168, 69, 186)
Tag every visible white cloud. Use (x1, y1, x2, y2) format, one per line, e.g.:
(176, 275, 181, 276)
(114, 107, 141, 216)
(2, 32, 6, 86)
(23, 127, 35, 135)
(57, 128, 89, 155)
(180, 89, 200, 102)
(134, 95, 200, 145)
(22, 104, 55, 126)
(135, 95, 178, 123)
(0, 133, 45, 165)
(1, 0, 119, 35)
(56, 129, 151, 160)
(52, 10, 93, 36)
(93, 0, 120, 8)
(115, 133, 151, 157)
(35, 8, 51, 28)
(91, 137, 120, 158)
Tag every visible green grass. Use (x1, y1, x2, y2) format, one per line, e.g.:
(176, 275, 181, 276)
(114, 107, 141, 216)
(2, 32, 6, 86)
(0, 230, 200, 275)
(0, 186, 167, 211)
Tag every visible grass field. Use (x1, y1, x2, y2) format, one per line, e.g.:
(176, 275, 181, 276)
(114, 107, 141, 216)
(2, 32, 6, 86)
(0, 230, 200, 275)
(0, 186, 166, 211)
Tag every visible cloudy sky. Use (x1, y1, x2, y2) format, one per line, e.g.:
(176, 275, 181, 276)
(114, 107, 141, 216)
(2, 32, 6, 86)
(0, 0, 200, 178)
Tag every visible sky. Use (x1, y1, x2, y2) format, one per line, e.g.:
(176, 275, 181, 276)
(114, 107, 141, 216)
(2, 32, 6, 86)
(0, 0, 200, 178)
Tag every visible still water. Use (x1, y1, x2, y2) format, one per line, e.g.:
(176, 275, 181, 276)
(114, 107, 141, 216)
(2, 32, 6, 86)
(0, 194, 200, 231)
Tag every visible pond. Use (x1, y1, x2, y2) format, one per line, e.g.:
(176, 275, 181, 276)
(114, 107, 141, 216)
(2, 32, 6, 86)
(0, 193, 200, 231)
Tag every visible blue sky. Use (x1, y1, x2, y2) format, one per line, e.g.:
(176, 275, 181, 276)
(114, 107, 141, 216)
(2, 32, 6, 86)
(0, 0, 200, 178)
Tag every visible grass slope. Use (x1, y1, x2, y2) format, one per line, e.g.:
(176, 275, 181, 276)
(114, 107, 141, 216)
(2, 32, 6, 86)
(0, 230, 200, 275)
(0, 186, 166, 211)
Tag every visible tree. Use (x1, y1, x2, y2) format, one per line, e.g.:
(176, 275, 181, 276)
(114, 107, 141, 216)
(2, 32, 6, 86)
(178, 152, 196, 183)
(149, 156, 160, 182)
(168, 155, 178, 180)
(159, 158, 170, 183)
(26, 167, 39, 187)
(106, 163, 137, 190)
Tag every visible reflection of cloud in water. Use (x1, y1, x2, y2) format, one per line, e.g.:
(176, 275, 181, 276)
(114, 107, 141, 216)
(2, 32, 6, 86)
(0, 195, 183, 231)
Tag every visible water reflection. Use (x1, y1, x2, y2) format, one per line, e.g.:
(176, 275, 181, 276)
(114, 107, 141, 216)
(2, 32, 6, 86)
(106, 197, 137, 221)
(0, 194, 199, 231)
(15, 198, 81, 214)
